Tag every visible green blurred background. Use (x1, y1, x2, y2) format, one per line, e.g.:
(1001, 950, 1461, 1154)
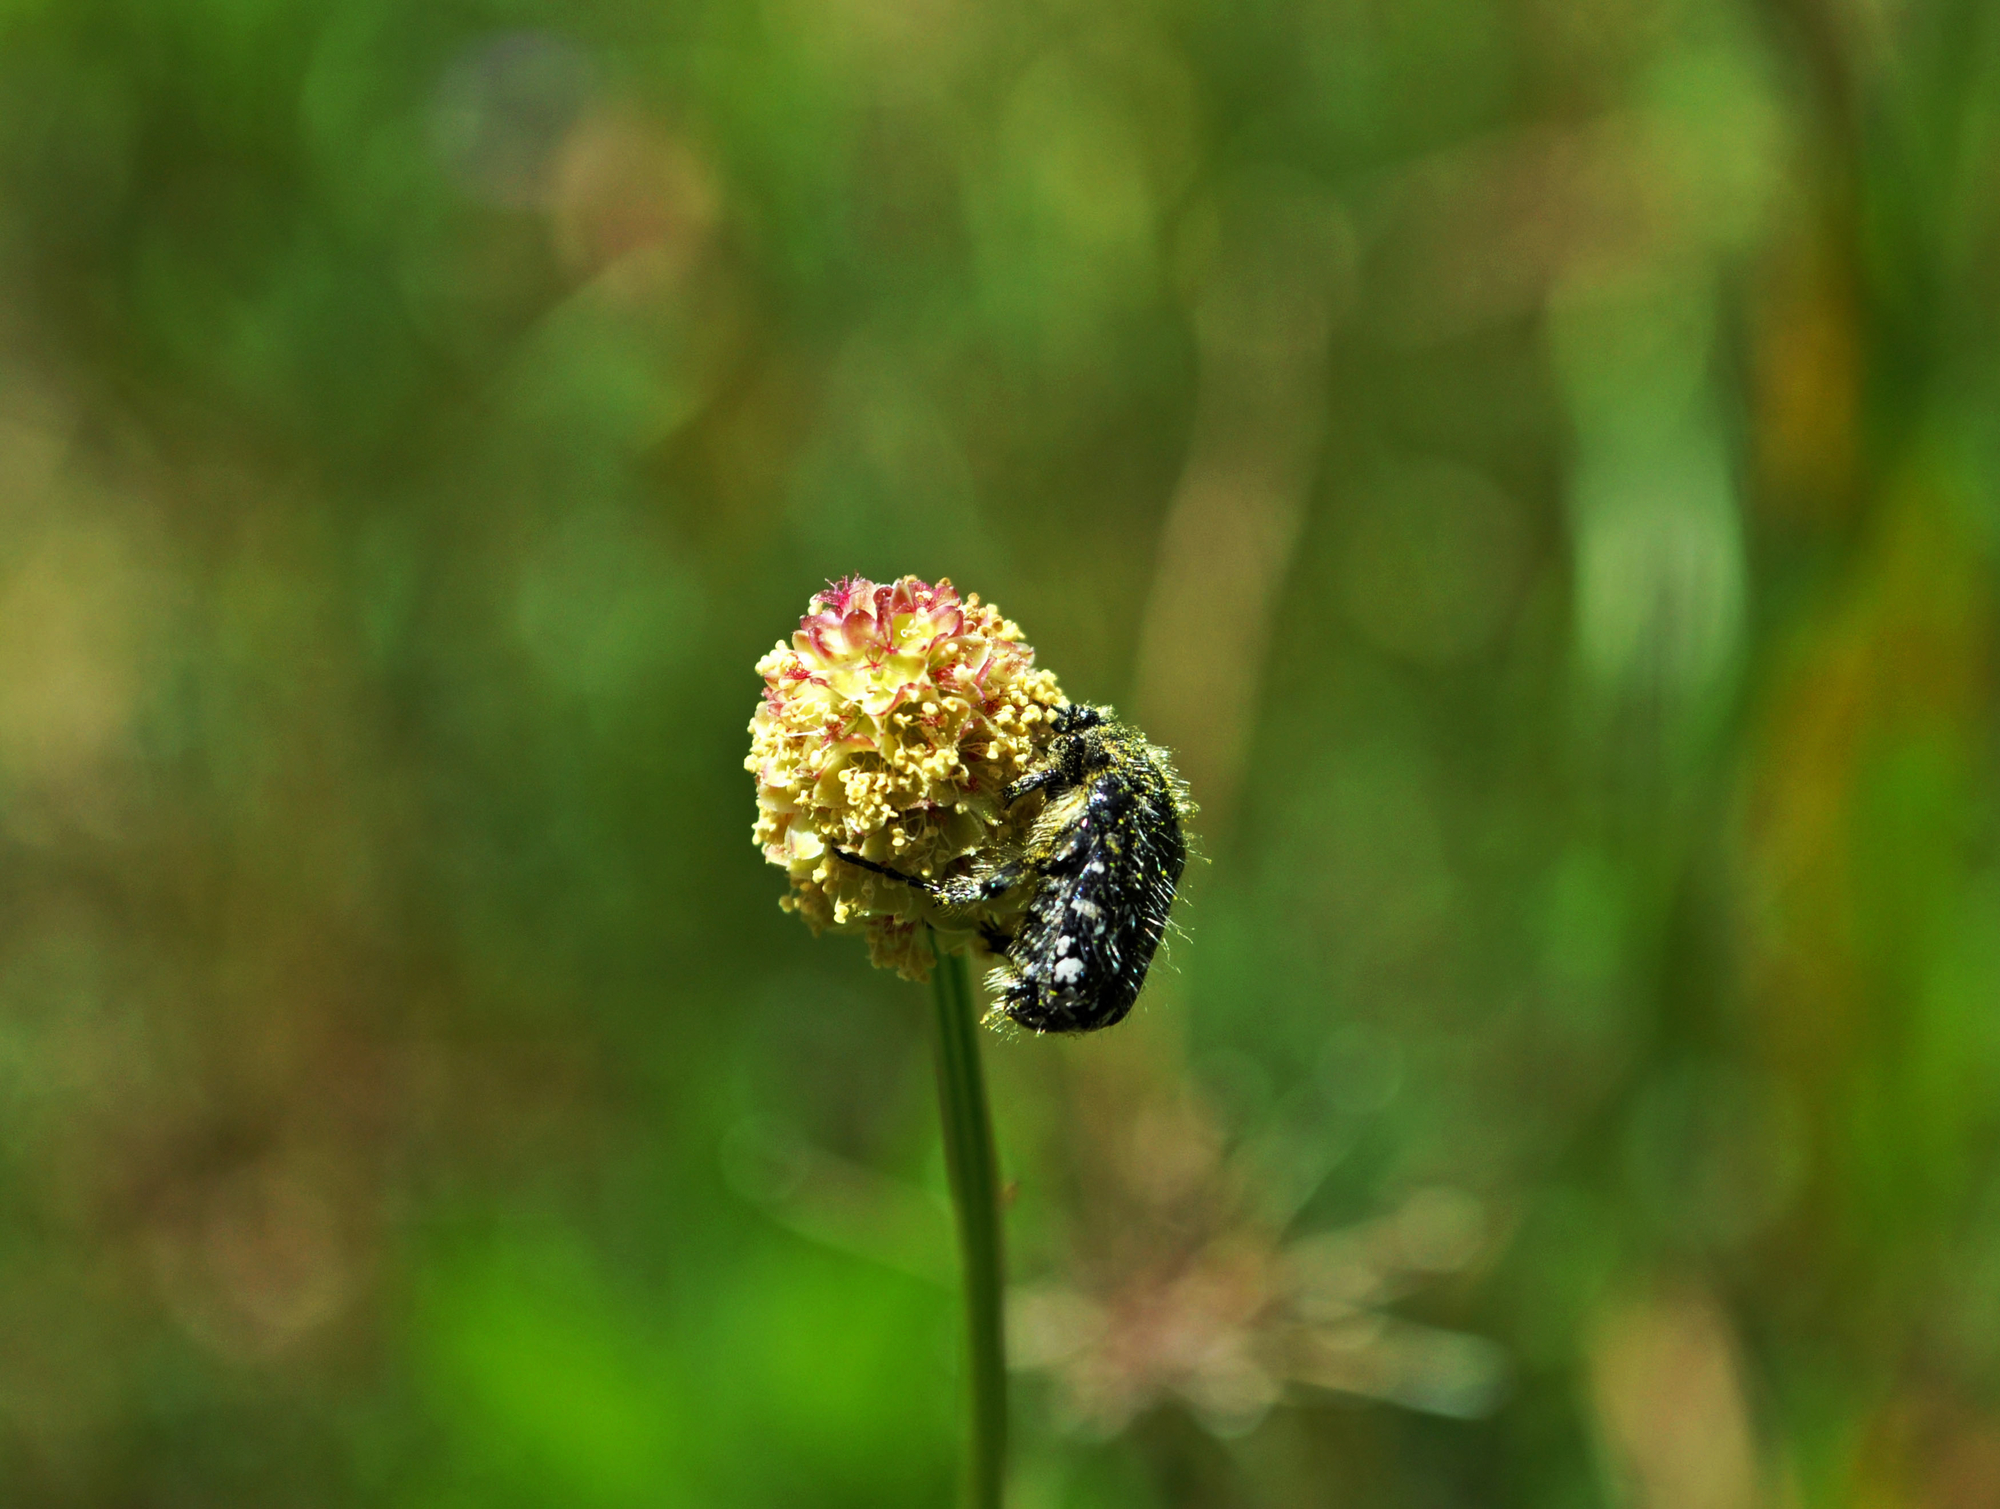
(2, 0, 1998, 1502)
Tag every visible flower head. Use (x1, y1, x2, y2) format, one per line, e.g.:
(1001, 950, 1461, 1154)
(1010, 1083, 1509, 1436)
(747, 575, 1067, 978)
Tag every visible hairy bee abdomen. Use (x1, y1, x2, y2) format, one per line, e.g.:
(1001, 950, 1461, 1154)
(990, 742, 1187, 1034)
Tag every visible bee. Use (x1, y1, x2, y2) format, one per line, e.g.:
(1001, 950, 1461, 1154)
(835, 703, 1192, 1033)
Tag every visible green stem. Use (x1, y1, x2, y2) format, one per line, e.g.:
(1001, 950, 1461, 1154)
(928, 935, 1007, 1509)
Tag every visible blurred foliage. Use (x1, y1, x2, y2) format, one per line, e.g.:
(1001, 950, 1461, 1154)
(1, 0, 1999, 1503)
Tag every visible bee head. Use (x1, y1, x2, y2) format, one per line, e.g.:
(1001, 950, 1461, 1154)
(1049, 702, 1106, 737)
(1043, 702, 1119, 781)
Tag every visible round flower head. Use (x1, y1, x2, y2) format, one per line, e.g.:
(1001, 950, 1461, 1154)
(747, 575, 1068, 978)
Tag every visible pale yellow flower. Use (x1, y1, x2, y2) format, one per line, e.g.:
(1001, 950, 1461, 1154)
(747, 575, 1067, 978)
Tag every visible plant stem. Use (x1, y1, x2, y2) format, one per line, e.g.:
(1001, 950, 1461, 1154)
(928, 934, 1006, 1509)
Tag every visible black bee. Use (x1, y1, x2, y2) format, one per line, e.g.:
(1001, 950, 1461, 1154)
(835, 703, 1192, 1033)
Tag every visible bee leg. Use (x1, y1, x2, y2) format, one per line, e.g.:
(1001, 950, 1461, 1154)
(1003, 767, 1069, 805)
(978, 922, 1014, 952)
(829, 846, 937, 894)
(934, 861, 1030, 907)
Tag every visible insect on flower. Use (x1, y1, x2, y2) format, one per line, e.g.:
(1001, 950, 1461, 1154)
(835, 702, 1192, 1034)
(747, 575, 1194, 1025)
